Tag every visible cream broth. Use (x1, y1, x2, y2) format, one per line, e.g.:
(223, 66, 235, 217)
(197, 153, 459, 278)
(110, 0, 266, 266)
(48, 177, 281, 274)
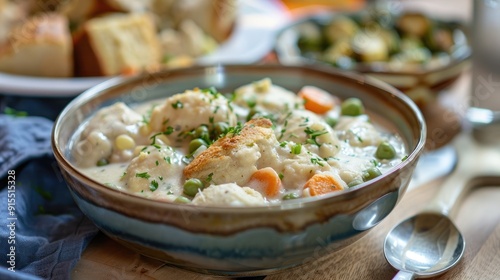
(71, 79, 406, 206)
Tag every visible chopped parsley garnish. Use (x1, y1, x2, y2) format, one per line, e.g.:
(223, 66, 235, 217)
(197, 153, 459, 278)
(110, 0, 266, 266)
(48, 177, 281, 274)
(213, 105, 220, 114)
(310, 157, 325, 167)
(278, 173, 284, 180)
(155, 160, 159, 166)
(150, 180, 159, 191)
(279, 141, 287, 147)
(304, 127, 328, 146)
(141, 104, 158, 124)
(172, 101, 184, 109)
(96, 158, 109, 166)
(402, 155, 408, 161)
(150, 133, 161, 145)
(135, 172, 151, 179)
(291, 143, 302, 155)
(182, 156, 193, 165)
(245, 96, 257, 108)
(150, 128, 174, 145)
(4, 107, 28, 117)
(159, 176, 164, 181)
(201, 86, 219, 96)
(224, 122, 244, 137)
(164, 126, 174, 135)
(279, 127, 287, 140)
(152, 144, 161, 149)
(205, 173, 214, 184)
(370, 159, 381, 167)
(164, 156, 172, 164)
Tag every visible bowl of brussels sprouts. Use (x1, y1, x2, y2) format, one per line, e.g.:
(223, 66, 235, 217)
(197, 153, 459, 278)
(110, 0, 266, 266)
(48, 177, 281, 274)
(275, 8, 471, 106)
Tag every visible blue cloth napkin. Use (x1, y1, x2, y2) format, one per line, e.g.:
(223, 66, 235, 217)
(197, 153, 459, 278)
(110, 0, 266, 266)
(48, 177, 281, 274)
(0, 115, 99, 280)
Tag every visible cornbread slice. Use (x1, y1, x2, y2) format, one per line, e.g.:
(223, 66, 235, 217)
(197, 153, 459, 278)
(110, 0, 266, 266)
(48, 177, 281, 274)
(73, 13, 161, 77)
(0, 0, 29, 43)
(60, 0, 153, 24)
(169, 0, 236, 42)
(0, 13, 73, 77)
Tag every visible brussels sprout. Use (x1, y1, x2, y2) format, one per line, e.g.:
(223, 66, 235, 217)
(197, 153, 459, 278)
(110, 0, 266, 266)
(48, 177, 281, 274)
(396, 12, 432, 38)
(379, 28, 401, 55)
(351, 31, 389, 62)
(297, 22, 324, 52)
(400, 36, 424, 51)
(324, 16, 359, 43)
(322, 38, 353, 63)
(391, 47, 432, 65)
(425, 27, 454, 52)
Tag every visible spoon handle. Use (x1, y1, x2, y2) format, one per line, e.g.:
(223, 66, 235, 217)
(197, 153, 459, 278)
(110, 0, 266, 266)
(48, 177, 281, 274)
(423, 134, 477, 217)
(393, 270, 415, 280)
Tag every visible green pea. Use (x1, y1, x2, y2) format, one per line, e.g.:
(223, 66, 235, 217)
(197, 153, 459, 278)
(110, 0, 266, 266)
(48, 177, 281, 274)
(362, 167, 382, 182)
(174, 196, 191, 204)
(376, 141, 396, 159)
(325, 117, 338, 128)
(193, 125, 209, 139)
(183, 178, 204, 197)
(246, 108, 258, 121)
(348, 179, 364, 188)
(189, 138, 208, 154)
(96, 158, 109, 166)
(213, 122, 229, 137)
(341, 98, 364, 116)
(283, 193, 300, 200)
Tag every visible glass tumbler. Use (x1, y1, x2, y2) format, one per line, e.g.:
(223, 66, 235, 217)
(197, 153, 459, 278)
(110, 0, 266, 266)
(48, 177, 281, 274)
(469, 0, 500, 142)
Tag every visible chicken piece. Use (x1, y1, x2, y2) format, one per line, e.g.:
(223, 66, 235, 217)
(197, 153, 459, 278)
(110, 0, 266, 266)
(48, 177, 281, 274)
(277, 110, 341, 158)
(192, 183, 266, 206)
(72, 131, 113, 168)
(233, 78, 304, 116)
(149, 89, 237, 138)
(72, 102, 145, 167)
(122, 145, 184, 194)
(335, 115, 382, 147)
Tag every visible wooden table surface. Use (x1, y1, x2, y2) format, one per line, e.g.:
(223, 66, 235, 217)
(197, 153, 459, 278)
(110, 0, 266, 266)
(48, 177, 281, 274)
(72, 1, 500, 279)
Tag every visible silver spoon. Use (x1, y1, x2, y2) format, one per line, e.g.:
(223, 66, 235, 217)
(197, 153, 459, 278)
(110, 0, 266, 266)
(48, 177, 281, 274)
(383, 132, 500, 280)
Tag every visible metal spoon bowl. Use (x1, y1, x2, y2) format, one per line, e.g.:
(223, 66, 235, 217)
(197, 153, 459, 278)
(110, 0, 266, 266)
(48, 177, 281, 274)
(384, 213, 465, 279)
(384, 132, 500, 279)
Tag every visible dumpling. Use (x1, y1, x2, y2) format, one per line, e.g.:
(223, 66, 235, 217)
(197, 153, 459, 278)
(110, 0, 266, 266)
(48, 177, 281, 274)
(192, 183, 266, 206)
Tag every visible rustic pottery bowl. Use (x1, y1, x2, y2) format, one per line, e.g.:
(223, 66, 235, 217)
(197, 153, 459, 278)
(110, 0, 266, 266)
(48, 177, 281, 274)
(275, 11, 471, 106)
(52, 65, 426, 276)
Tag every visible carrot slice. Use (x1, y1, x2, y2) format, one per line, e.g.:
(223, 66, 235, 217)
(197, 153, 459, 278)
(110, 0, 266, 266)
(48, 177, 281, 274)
(248, 167, 282, 198)
(121, 65, 139, 76)
(298, 86, 336, 114)
(304, 174, 343, 196)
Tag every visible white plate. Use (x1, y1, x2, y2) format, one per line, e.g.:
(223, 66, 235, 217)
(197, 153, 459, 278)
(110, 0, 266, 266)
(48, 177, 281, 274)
(0, 0, 290, 97)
